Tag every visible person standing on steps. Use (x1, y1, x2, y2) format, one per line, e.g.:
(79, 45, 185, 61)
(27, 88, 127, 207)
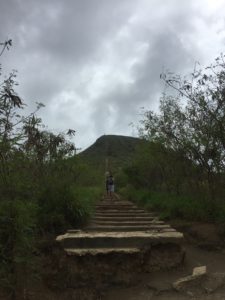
(108, 174, 115, 200)
(105, 171, 110, 196)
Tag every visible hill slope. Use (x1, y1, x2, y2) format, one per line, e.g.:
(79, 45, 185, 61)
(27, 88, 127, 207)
(79, 134, 145, 172)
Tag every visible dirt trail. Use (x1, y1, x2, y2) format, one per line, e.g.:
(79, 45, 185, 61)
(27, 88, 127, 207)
(103, 223, 225, 300)
(0, 222, 223, 300)
(3, 206, 224, 300)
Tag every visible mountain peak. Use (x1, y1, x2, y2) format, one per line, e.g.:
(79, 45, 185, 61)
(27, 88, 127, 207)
(81, 134, 140, 156)
(79, 134, 144, 171)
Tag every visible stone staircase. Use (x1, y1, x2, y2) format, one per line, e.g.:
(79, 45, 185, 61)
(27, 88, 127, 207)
(84, 198, 174, 232)
(56, 198, 184, 281)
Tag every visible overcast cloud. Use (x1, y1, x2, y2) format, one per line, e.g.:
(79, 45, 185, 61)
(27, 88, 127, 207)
(1, 0, 225, 150)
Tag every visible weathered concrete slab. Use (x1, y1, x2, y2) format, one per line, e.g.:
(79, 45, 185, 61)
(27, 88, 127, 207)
(96, 201, 134, 205)
(51, 242, 185, 288)
(58, 231, 183, 239)
(95, 207, 136, 211)
(92, 216, 156, 221)
(67, 228, 177, 234)
(96, 203, 136, 207)
(90, 220, 164, 226)
(57, 230, 184, 249)
(193, 266, 207, 276)
(95, 212, 156, 217)
(86, 224, 172, 232)
(98, 201, 133, 205)
(95, 209, 148, 214)
(65, 247, 141, 256)
(173, 270, 225, 296)
(55, 197, 185, 287)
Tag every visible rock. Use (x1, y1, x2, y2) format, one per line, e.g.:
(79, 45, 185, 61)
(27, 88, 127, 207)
(173, 275, 204, 295)
(173, 267, 225, 296)
(192, 266, 207, 276)
(173, 265, 207, 296)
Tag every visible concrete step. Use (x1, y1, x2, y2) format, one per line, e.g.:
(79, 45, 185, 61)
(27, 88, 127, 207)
(94, 212, 156, 217)
(85, 224, 172, 232)
(67, 227, 177, 234)
(95, 208, 147, 213)
(57, 231, 183, 249)
(56, 197, 185, 284)
(98, 200, 132, 204)
(99, 200, 132, 203)
(92, 216, 157, 222)
(95, 206, 136, 210)
(96, 201, 135, 206)
(90, 221, 164, 226)
(65, 247, 141, 256)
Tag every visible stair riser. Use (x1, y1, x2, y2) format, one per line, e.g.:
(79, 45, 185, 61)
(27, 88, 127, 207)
(86, 225, 171, 231)
(92, 217, 156, 221)
(61, 235, 181, 249)
(96, 205, 137, 210)
(90, 221, 164, 226)
(95, 209, 147, 213)
(67, 227, 176, 233)
(94, 213, 155, 217)
(97, 202, 133, 204)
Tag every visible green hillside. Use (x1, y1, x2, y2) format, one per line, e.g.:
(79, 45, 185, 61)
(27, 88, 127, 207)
(79, 134, 146, 173)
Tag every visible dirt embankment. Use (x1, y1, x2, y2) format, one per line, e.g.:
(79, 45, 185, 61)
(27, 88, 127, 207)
(1, 222, 225, 300)
(103, 222, 225, 300)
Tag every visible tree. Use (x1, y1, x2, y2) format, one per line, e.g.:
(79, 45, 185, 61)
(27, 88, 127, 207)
(0, 40, 78, 299)
(140, 55, 225, 201)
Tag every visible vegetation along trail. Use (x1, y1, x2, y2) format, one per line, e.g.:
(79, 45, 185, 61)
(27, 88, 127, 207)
(1, 37, 225, 299)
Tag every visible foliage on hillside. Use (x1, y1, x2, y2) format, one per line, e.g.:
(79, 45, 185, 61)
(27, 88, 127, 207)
(121, 55, 225, 222)
(0, 41, 101, 298)
(79, 134, 146, 185)
(2, 38, 225, 298)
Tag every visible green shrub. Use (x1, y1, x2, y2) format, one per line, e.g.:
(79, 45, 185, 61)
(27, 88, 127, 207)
(0, 199, 37, 293)
(120, 186, 217, 222)
(38, 184, 101, 233)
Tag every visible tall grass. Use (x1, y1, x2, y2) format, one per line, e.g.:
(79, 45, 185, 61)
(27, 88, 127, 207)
(120, 185, 224, 222)
(38, 185, 101, 233)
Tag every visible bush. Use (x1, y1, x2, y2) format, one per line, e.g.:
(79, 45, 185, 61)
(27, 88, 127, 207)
(38, 184, 101, 233)
(120, 186, 217, 222)
(0, 199, 37, 293)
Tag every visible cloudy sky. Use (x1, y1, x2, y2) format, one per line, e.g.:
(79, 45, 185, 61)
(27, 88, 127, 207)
(1, 0, 225, 150)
